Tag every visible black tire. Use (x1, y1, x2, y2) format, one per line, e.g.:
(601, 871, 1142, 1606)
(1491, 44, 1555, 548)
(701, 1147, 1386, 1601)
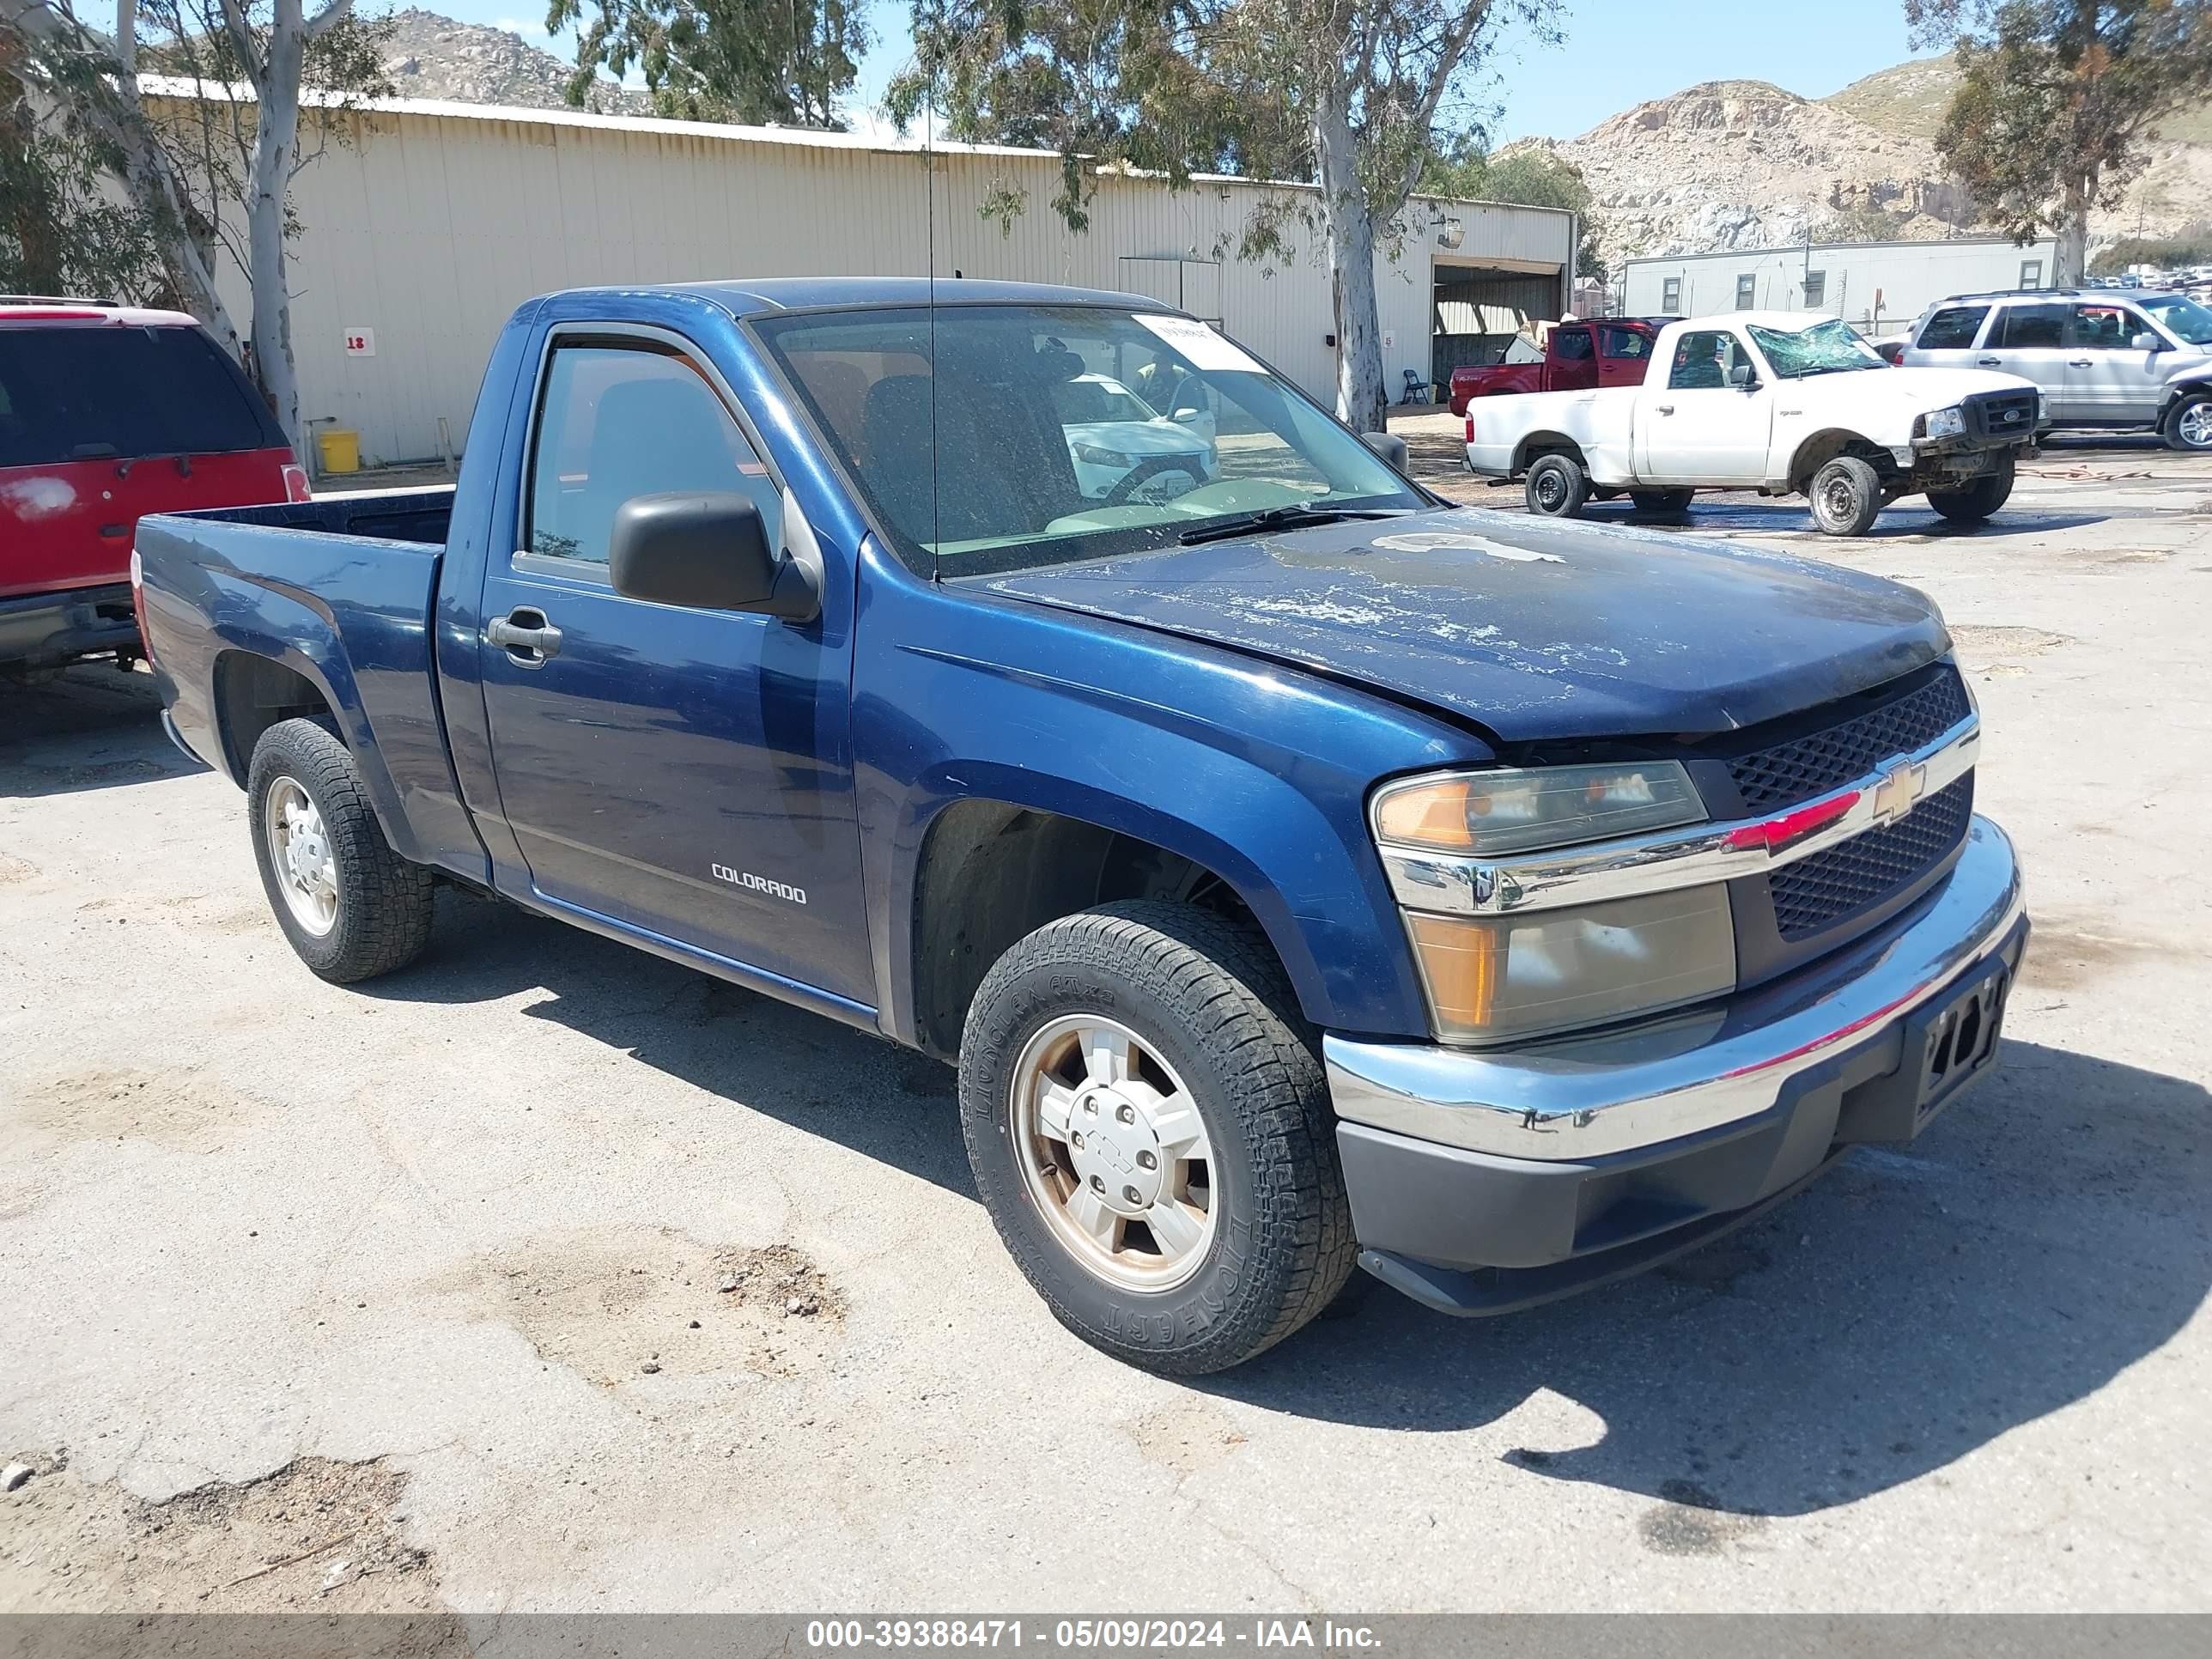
(1630, 488, 1694, 514)
(1808, 454, 1884, 537)
(1522, 453, 1589, 519)
(958, 901, 1357, 1375)
(1927, 454, 2015, 522)
(246, 717, 436, 983)
(2166, 392, 2212, 452)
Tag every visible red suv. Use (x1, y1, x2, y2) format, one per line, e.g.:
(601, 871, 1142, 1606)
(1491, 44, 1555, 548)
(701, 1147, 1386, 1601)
(2, 297, 307, 678)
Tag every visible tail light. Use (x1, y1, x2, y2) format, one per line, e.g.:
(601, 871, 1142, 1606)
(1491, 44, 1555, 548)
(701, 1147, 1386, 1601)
(283, 463, 313, 502)
(1464, 415, 1474, 444)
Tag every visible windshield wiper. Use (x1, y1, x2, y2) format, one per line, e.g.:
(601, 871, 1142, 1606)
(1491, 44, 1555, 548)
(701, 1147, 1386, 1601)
(1176, 505, 1412, 545)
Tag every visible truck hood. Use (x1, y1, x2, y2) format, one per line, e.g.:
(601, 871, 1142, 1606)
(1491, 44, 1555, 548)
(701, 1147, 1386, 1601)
(1860, 365, 2038, 407)
(966, 508, 1950, 743)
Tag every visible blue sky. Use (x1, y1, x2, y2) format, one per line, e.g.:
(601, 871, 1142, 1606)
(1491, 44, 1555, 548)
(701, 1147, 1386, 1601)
(388, 1, 1939, 143)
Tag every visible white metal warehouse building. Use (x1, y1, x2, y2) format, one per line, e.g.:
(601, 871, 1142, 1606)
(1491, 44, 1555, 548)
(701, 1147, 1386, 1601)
(1618, 235, 2063, 341)
(155, 90, 1577, 470)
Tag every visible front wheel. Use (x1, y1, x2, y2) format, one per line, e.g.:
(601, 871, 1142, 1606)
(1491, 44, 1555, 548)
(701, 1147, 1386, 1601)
(958, 902, 1356, 1375)
(1927, 454, 2014, 523)
(1523, 453, 1589, 519)
(2166, 392, 2212, 452)
(247, 717, 437, 983)
(1808, 455, 1884, 537)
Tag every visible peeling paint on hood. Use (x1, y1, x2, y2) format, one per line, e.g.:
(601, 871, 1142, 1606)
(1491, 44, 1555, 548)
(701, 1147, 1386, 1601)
(964, 507, 1950, 742)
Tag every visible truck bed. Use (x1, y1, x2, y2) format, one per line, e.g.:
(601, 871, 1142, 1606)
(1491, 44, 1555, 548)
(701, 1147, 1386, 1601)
(173, 486, 455, 545)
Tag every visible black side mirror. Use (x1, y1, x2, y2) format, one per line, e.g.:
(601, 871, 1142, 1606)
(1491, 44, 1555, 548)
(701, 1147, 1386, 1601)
(1728, 362, 1759, 391)
(1361, 431, 1409, 471)
(609, 491, 818, 620)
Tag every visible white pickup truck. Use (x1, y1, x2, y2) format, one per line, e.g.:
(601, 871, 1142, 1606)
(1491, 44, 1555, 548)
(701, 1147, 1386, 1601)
(1464, 311, 2044, 536)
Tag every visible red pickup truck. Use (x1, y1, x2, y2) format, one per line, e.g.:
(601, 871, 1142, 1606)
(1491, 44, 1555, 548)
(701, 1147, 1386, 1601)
(1447, 317, 1670, 415)
(2, 298, 307, 679)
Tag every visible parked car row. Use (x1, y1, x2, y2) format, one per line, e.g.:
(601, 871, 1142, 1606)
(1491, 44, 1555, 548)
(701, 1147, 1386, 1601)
(1, 296, 310, 681)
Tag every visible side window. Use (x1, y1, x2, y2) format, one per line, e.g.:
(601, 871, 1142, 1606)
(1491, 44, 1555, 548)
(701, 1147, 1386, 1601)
(2069, 303, 2145, 349)
(2019, 259, 2044, 289)
(526, 342, 781, 567)
(1735, 273, 1757, 308)
(1997, 303, 2067, 349)
(1597, 325, 1649, 359)
(1803, 270, 1826, 308)
(1668, 329, 1747, 391)
(1917, 306, 1989, 349)
(1661, 276, 1682, 313)
(1552, 327, 1595, 362)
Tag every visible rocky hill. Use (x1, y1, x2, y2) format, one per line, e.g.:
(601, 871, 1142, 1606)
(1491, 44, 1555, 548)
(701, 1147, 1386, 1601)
(1526, 64, 2212, 270)
(377, 9, 647, 116)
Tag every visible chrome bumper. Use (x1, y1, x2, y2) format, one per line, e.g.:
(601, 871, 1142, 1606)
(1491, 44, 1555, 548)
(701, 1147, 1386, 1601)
(1327, 816, 2025, 1162)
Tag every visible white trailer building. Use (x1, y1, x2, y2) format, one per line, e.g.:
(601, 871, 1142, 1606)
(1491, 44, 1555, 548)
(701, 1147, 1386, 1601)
(1618, 235, 2062, 340)
(150, 89, 1576, 470)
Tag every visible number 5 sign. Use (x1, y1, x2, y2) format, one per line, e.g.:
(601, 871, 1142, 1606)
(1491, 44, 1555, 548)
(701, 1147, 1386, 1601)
(343, 327, 376, 357)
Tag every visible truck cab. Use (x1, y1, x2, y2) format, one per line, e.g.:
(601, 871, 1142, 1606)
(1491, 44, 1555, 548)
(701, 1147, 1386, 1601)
(134, 281, 2029, 1376)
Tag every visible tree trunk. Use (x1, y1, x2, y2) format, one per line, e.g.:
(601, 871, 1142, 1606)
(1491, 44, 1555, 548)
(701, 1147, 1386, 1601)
(246, 3, 307, 460)
(2054, 173, 2092, 286)
(1314, 86, 1387, 435)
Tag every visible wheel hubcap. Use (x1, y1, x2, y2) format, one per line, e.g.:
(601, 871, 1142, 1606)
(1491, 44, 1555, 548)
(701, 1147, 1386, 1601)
(2182, 404, 2212, 447)
(1535, 470, 1565, 509)
(1011, 1015, 1216, 1292)
(264, 777, 338, 937)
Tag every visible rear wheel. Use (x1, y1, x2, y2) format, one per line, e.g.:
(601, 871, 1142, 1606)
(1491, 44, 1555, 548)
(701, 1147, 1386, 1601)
(1523, 453, 1589, 519)
(1927, 455, 2014, 523)
(1808, 455, 1884, 537)
(1630, 489, 1694, 514)
(958, 901, 1355, 1375)
(246, 718, 436, 983)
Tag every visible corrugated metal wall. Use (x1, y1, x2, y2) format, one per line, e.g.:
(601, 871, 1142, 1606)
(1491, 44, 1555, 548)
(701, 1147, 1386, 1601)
(173, 98, 1571, 465)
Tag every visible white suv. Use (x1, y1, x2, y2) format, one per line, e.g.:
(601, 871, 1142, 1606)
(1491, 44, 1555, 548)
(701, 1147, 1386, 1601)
(1900, 289, 2212, 450)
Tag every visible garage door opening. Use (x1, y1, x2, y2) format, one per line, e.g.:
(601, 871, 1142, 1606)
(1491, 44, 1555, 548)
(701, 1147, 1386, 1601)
(1432, 263, 1564, 395)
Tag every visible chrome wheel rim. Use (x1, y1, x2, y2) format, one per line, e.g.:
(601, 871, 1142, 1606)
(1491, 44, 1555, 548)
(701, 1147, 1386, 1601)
(2181, 404, 2212, 447)
(1011, 1014, 1216, 1293)
(264, 776, 338, 937)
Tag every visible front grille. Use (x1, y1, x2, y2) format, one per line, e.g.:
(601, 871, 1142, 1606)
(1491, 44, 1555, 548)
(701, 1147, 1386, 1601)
(1727, 667, 1972, 814)
(1967, 388, 2039, 438)
(1770, 775, 1974, 940)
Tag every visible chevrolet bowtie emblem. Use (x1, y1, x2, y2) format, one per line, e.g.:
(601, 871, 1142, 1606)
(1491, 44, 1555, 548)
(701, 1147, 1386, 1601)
(1869, 758, 1928, 827)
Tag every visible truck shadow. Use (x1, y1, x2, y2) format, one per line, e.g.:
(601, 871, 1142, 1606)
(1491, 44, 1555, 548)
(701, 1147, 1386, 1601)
(1198, 1037, 2209, 1519)
(0, 664, 205, 799)
(1573, 503, 2114, 541)
(371, 902, 2207, 1520)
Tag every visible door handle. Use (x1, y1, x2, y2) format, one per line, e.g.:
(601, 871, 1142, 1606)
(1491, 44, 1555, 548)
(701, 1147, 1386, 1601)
(1977, 356, 2002, 367)
(487, 607, 562, 665)
(1655, 403, 1675, 415)
(2068, 358, 2093, 368)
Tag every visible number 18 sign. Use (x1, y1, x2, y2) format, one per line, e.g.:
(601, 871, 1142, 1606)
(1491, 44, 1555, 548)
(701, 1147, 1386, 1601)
(343, 327, 376, 357)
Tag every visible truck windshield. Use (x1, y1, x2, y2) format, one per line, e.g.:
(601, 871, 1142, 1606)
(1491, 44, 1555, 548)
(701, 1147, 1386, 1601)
(2138, 294, 2212, 344)
(1745, 319, 1887, 379)
(753, 304, 1424, 574)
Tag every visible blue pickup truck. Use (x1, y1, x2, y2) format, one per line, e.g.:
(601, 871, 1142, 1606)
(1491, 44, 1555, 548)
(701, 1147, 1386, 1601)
(134, 279, 2028, 1374)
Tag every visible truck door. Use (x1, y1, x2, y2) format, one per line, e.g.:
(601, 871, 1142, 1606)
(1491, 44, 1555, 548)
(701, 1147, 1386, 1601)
(1638, 327, 1774, 483)
(1548, 325, 1596, 390)
(1595, 324, 1654, 387)
(475, 325, 875, 1007)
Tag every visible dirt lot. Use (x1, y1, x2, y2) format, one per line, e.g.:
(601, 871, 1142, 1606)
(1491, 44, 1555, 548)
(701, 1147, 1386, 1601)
(3, 434, 2208, 1612)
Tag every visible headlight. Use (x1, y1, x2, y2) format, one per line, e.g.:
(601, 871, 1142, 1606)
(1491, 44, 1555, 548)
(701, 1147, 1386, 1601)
(1923, 404, 1967, 441)
(1372, 762, 1705, 857)
(1073, 443, 1135, 467)
(1373, 763, 1735, 1043)
(1405, 887, 1736, 1043)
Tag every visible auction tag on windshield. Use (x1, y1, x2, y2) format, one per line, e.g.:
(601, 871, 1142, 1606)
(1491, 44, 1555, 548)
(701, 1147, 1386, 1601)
(1133, 313, 1266, 374)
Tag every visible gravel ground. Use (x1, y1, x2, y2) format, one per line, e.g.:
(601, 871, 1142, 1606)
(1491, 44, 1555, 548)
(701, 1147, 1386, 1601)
(2, 434, 2207, 1613)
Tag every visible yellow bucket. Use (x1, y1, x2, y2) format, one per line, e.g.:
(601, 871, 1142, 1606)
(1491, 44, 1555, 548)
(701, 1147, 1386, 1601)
(317, 428, 361, 474)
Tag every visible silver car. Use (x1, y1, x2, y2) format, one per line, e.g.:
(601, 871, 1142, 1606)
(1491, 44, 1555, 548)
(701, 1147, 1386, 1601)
(1900, 288, 2212, 450)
